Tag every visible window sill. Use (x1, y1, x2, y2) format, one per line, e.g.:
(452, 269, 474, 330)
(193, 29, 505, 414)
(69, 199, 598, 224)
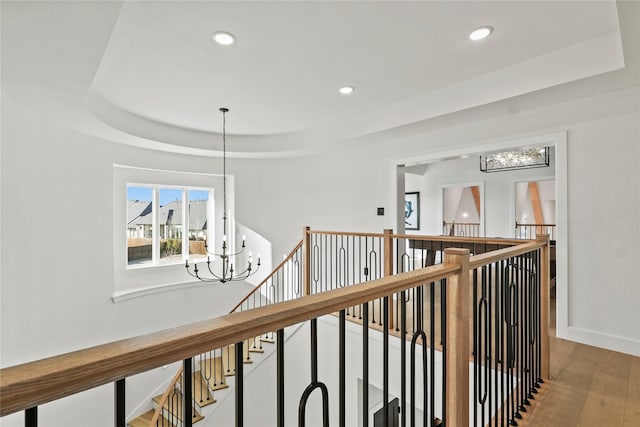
(111, 279, 214, 303)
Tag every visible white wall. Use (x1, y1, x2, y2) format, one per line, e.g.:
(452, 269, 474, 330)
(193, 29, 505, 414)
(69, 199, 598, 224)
(0, 97, 256, 426)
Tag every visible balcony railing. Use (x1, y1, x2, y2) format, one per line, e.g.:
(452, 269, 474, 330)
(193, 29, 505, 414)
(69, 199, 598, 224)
(515, 222, 556, 241)
(0, 229, 550, 427)
(443, 221, 481, 237)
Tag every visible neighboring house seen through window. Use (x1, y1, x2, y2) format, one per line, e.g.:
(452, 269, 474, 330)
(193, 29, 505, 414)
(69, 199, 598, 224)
(127, 185, 211, 267)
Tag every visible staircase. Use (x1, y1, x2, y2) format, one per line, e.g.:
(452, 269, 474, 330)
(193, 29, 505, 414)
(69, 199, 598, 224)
(127, 336, 274, 427)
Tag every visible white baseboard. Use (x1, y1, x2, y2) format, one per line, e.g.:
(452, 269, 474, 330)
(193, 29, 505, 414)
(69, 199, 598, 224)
(564, 326, 640, 357)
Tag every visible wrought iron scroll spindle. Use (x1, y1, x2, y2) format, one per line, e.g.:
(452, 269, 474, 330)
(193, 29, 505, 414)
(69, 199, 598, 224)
(298, 318, 329, 427)
(410, 285, 428, 427)
(400, 290, 407, 427)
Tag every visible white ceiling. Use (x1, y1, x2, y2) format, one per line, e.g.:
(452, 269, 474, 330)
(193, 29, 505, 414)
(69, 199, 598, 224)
(1, 1, 635, 157)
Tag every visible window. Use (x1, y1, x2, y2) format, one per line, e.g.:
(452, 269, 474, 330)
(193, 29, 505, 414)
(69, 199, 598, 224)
(126, 184, 212, 267)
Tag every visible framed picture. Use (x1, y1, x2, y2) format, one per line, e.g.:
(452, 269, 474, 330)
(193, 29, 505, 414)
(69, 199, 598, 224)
(405, 192, 420, 230)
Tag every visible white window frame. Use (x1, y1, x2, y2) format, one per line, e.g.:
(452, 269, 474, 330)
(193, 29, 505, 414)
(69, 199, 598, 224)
(126, 184, 213, 269)
(114, 165, 233, 300)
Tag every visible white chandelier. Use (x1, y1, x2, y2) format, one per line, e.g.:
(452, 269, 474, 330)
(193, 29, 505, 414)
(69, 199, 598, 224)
(480, 146, 549, 173)
(185, 108, 260, 283)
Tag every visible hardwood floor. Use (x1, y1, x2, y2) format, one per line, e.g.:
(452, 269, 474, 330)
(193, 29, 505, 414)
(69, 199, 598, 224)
(524, 300, 640, 426)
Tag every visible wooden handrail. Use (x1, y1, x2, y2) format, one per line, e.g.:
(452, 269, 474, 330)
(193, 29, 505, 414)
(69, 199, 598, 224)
(148, 366, 183, 426)
(0, 262, 460, 416)
(228, 239, 303, 313)
(469, 240, 545, 269)
(393, 233, 524, 246)
(308, 230, 386, 238)
(442, 221, 480, 226)
(515, 222, 557, 227)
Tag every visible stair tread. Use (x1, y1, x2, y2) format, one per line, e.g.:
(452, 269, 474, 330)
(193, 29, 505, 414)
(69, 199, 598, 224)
(221, 344, 253, 376)
(128, 409, 176, 427)
(247, 336, 265, 353)
(152, 391, 205, 423)
(199, 355, 229, 389)
(180, 373, 216, 407)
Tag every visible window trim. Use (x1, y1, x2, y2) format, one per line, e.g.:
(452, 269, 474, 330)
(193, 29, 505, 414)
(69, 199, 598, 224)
(126, 184, 214, 270)
(114, 165, 232, 297)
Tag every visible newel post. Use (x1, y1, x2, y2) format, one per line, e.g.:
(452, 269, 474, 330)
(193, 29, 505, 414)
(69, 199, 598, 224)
(537, 233, 551, 380)
(303, 226, 311, 296)
(383, 229, 394, 330)
(444, 248, 470, 427)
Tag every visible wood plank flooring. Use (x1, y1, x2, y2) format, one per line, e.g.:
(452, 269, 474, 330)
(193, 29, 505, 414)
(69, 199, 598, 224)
(523, 300, 640, 426)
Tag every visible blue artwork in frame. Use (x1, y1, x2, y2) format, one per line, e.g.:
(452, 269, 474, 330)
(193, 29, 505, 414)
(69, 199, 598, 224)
(405, 192, 420, 230)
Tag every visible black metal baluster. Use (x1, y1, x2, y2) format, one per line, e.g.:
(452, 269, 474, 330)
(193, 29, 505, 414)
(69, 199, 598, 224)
(277, 329, 285, 427)
(358, 237, 363, 319)
(383, 295, 389, 427)
(518, 255, 527, 416)
(115, 378, 125, 427)
(235, 342, 243, 427)
(25, 407, 37, 427)
(340, 309, 346, 427)
(473, 268, 478, 426)
(488, 263, 494, 427)
(324, 234, 328, 292)
(535, 249, 543, 388)
(298, 319, 329, 427)
(481, 267, 489, 427)
(363, 303, 370, 427)
(410, 285, 428, 427)
(441, 278, 447, 426)
(499, 260, 506, 427)
(505, 261, 517, 425)
(528, 252, 535, 396)
(183, 358, 193, 427)
(493, 262, 501, 427)
(331, 234, 335, 291)
(430, 282, 435, 427)
(401, 290, 407, 427)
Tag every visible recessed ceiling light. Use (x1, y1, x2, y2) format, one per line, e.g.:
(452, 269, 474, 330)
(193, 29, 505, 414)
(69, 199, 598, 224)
(213, 31, 236, 46)
(469, 26, 493, 41)
(339, 86, 354, 95)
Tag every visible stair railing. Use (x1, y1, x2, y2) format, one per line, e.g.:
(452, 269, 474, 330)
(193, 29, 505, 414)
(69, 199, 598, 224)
(515, 221, 556, 241)
(145, 239, 305, 425)
(230, 239, 304, 314)
(0, 230, 550, 427)
(443, 221, 481, 237)
(148, 367, 183, 426)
